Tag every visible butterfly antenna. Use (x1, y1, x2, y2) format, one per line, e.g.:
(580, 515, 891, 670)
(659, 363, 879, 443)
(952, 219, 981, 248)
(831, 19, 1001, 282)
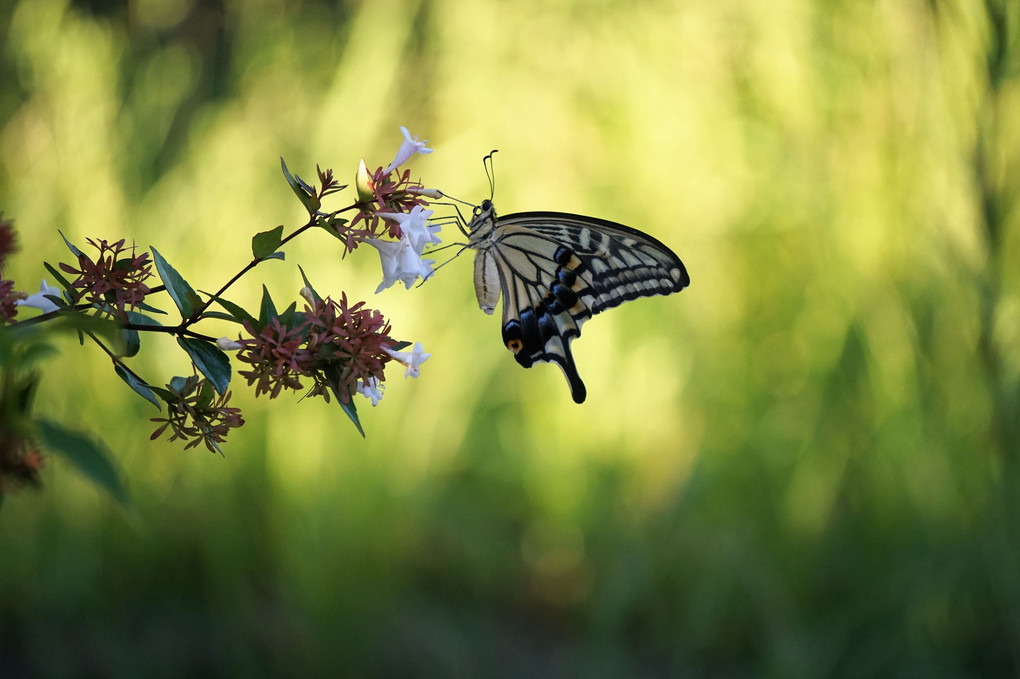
(483, 149, 498, 200)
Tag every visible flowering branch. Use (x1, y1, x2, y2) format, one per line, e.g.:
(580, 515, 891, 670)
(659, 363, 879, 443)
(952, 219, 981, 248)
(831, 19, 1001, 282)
(0, 127, 444, 506)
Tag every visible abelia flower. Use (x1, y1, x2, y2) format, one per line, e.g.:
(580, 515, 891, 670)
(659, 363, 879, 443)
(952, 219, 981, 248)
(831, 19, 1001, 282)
(349, 167, 433, 245)
(383, 341, 431, 378)
(16, 279, 62, 314)
(356, 377, 385, 406)
(376, 205, 442, 254)
(383, 126, 433, 175)
(366, 236, 435, 292)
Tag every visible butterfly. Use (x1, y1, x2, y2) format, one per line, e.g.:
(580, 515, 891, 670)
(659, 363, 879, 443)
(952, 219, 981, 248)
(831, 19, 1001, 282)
(465, 199, 690, 403)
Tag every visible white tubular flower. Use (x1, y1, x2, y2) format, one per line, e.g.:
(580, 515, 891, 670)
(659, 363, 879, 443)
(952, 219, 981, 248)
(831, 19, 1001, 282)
(376, 205, 442, 254)
(382, 126, 433, 174)
(384, 341, 431, 378)
(366, 236, 436, 292)
(356, 377, 385, 406)
(16, 279, 62, 313)
(216, 337, 244, 351)
(406, 187, 443, 199)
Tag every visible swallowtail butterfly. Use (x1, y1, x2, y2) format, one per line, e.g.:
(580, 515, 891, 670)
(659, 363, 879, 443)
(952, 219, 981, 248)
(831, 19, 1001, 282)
(465, 199, 689, 403)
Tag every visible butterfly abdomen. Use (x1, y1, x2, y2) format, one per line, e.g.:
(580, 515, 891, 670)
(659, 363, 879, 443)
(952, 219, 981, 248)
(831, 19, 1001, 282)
(473, 247, 501, 315)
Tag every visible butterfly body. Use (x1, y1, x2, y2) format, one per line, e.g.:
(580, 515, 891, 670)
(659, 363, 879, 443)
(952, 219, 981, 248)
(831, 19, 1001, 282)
(466, 199, 689, 403)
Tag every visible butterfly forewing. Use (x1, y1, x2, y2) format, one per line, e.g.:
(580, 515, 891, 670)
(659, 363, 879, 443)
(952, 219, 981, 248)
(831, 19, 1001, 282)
(502, 213, 689, 311)
(467, 203, 689, 403)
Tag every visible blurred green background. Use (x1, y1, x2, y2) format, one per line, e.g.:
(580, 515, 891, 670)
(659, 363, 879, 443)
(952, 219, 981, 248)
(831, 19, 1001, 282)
(2, 0, 1020, 675)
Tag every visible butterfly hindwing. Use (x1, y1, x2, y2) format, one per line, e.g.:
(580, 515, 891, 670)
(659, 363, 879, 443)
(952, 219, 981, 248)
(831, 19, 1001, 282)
(490, 225, 591, 402)
(468, 203, 689, 403)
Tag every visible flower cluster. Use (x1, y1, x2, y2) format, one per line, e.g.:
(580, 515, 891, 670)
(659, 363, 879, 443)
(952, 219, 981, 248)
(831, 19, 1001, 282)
(236, 317, 309, 399)
(348, 127, 439, 243)
(59, 237, 152, 318)
(301, 292, 394, 403)
(349, 128, 445, 294)
(366, 205, 442, 292)
(149, 376, 244, 454)
(234, 291, 427, 407)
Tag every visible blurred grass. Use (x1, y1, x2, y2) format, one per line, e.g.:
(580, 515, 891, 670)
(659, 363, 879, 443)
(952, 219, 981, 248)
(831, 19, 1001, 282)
(2, 0, 1020, 675)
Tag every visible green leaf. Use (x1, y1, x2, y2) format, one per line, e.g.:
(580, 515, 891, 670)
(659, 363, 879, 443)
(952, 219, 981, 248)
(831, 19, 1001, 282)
(322, 363, 365, 437)
(122, 327, 140, 357)
(36, 419, 131, 508)
(281, 157, 319, 213)
(297, 265, 322, 304)
(264, 251, 285, 261)
(125, 310, 164, 328)
(252, 225, 285, 259)
(19, 341, 59, 369)
(280, 156, 299, 189)
(177, 337, 231, 395)
(58, 230, 84, 258)
(316, 214, 350, 243)
(42, 262, 74, 292)
(258, 286, 278, 327)
(120, 311, 162, 359)
(338, 397, 364, 437)
(114, 365, 160, 408)
(195, 380, 215, 409)
(169, 375, 200, 395)
(16, 373, 40, 412)
(201, 311, 244, 324)
(276, 301, 300, 330)
(150, 247, 201, 318)
(151, 385, 175, 403)
(136, 300, 168, 315)
(206, 294, 258, 327)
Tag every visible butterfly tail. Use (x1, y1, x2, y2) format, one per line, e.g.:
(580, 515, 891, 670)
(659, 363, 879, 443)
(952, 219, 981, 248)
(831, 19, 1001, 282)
(561, 355, 587, 404)
(511, 343, 587, 404)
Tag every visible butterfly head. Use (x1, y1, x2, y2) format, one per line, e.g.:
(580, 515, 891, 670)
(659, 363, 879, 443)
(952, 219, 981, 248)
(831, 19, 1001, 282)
(467, 199, 498, 241)
(475, 199, 495, 222)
